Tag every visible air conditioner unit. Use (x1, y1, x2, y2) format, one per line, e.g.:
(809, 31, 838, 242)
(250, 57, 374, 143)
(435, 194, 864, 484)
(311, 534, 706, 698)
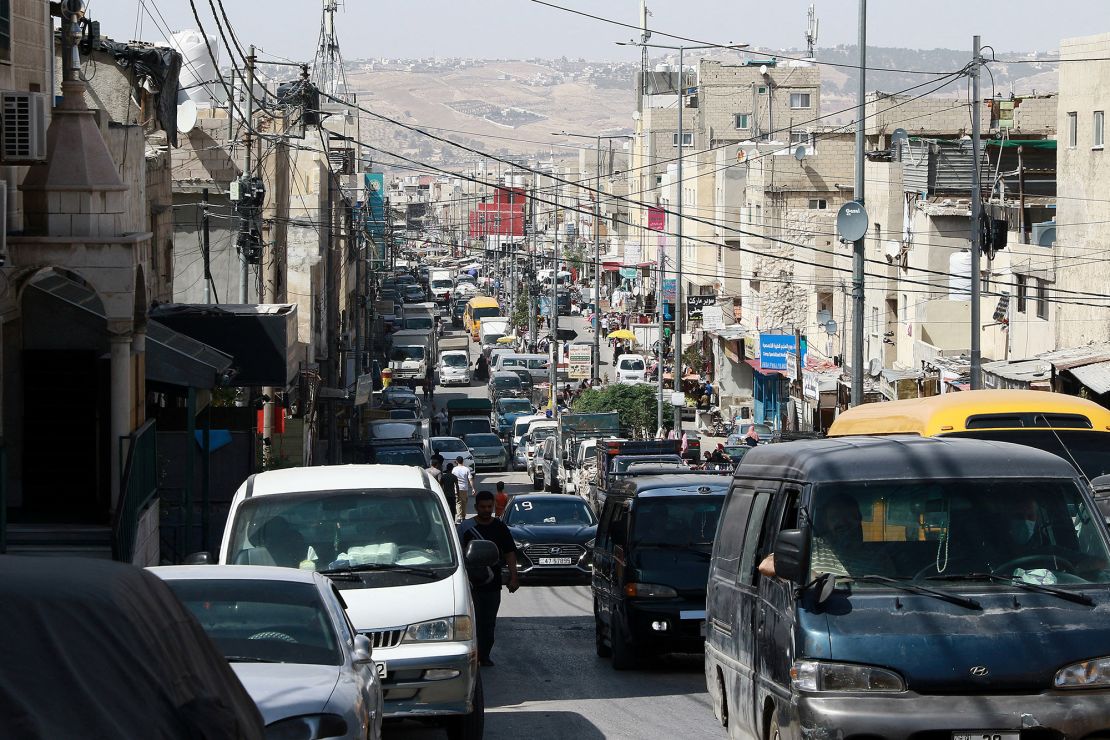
(0, 91, 48, 164)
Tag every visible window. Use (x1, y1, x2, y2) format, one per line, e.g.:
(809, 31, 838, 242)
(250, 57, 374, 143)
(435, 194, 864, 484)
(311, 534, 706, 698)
(1015, 274, 1027, 313)
(0, 0, 9, 64)
(738, 493, 772, 585)
(790, 131, 811, 146)
(1095, 111, 1105, 149)
(672, 132, 693, 147)
(757, 86, 768, 95)
(1067, 112, 1078, 148)
(901, 294, 908, 321)
(790, 92, 811, 109)
(1035, 278, 1048, 319)
(735, 113, 750, 129)
(808, 199, 827, 210)
(870, 306, 879, 337)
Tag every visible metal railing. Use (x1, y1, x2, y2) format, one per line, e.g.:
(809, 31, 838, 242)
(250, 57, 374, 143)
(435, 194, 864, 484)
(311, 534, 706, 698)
(112, 419, 158, 562)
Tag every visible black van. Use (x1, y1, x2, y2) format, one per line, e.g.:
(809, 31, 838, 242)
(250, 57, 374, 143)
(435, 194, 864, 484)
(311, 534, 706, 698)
(705, 436, 1110, 740)
(592, 473, 728, 670)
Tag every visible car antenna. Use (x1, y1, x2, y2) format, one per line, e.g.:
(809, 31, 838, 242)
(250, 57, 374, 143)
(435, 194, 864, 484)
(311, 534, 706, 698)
(1035, 413, 1091, 486)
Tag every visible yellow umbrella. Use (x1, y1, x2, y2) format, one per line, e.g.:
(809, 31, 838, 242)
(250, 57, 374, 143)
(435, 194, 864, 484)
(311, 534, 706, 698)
(496, 335, 516, 344)
(607, 329, 637, 341)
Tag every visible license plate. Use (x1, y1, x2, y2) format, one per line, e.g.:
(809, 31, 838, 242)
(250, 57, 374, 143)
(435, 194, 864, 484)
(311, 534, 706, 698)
(680, 610, 707, 620)
(538, 557, 574, 565)
(953, 733, 1019, 740)
(375, 662, 387, 678)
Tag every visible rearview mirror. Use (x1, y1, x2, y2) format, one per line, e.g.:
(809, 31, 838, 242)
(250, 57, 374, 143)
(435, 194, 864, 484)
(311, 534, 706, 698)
(353, 634, 373, 664)
(465, 539, 500, 568)
(771, 528, 809, 584)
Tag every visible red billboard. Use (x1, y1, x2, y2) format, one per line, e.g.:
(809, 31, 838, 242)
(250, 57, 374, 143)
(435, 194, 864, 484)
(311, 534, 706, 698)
(648, 207, 666, 231)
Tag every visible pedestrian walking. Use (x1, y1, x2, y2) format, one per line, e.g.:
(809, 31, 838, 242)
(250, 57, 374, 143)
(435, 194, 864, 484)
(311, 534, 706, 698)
(441, 461, 459, 516)
(427, 454, 444, 487)
(434, 408, 448, 436)
(458, 490, 519, 667)
(494, 480, 509, 518)
(452, 456, 476, 521)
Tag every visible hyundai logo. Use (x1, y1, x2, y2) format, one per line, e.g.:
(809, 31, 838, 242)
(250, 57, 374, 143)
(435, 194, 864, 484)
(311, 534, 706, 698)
(550, 547, 561, 555)
(969, 666, 989, 677)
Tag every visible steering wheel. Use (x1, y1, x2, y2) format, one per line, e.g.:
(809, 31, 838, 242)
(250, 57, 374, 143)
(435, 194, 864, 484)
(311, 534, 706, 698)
(248, 631, 296, 643)
(992, 553, 1075, 574)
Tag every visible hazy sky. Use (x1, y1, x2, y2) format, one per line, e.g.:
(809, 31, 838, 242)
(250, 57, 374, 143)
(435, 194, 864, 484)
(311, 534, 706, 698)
(96, 1, 1107, 64)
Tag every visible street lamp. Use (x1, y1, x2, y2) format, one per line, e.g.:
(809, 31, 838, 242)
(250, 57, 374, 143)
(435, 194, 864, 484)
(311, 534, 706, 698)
(552, 130, 633, 384)
(615, 40, 746, 432)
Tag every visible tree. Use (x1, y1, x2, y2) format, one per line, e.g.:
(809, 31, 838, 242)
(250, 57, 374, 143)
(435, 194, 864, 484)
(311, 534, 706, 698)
(571, 382, 663, 437)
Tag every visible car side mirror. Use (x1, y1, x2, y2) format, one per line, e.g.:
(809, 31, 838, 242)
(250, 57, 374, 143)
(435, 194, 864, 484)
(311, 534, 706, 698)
(772, 528, 810, 584)
(184, 551, 213, 565)
(353, 634, 374, 664)
(465, 539, 500, 568)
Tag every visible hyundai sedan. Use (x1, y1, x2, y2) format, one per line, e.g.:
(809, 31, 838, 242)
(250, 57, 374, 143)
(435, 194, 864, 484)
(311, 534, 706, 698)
(503, 494, 597, 585)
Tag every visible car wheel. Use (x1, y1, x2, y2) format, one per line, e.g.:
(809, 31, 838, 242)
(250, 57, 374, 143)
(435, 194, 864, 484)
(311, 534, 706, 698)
(610, 613, 638, 671)
(444, 670, 484, 740)
(764, 707, 782, 740)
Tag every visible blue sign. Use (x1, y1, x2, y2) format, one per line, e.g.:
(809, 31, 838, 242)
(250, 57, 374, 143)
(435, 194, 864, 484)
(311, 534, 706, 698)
(364, 172, 386, 240)
(758, 334, 808, 371)
(662, 278, 676, 302)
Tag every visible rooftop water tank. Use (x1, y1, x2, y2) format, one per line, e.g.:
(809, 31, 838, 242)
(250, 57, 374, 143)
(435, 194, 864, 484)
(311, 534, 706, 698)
(948, 250, 972, 300)
(170, 30, 221, 107)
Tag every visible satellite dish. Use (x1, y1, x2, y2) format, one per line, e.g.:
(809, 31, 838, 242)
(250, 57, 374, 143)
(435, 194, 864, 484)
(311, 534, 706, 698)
(868, 358, 882, 377)
(836, 201, 869, 243)
(794, 145, 807, 161)
(177, 98, 198, 135)
(824, 319, 837, 335)
(891, 127, 909, 146)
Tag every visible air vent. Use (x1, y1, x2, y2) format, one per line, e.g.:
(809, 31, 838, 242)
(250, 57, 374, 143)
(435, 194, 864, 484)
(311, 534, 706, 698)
(1, 91, 48, 164)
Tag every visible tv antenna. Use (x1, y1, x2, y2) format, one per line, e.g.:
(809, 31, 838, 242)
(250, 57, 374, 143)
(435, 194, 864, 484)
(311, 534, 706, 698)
(805, 4, 820, 60)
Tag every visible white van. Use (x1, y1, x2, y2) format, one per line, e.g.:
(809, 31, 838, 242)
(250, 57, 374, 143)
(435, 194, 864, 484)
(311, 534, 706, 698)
(216, 465, 496, 738)
(615, 353, 647, 384)
(495, 353, 550, 382)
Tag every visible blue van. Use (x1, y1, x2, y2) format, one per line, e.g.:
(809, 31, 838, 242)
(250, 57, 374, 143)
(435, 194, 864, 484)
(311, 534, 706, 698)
(705, 436, 1110, 739)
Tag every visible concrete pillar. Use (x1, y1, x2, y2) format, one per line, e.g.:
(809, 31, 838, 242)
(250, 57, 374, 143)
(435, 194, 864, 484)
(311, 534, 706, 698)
(109, 332, 132, 509)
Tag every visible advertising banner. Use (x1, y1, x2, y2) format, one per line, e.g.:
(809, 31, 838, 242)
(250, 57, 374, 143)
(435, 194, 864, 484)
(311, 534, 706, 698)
(568, 344, 593, 380)
(662, 278, 676, 302)
(623, 241, 642, 266)
(647, 207, 666, 231)
(701, 305, 724, 331)
(686, 294, 717, 319)
(759, 333, 808, 371)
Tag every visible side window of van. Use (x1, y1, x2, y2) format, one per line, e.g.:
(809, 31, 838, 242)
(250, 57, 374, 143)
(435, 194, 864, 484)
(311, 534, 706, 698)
(596, 502, 617, 550)
(610, 503, 630, 549)
(714, 485, 755, 577)
(739, 487, 777, 585)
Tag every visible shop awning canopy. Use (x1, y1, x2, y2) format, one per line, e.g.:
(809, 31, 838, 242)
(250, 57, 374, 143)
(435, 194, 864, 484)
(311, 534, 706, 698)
(746, 359, 789, 377)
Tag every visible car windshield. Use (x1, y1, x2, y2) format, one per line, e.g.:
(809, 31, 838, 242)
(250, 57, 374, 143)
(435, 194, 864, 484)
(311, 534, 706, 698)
(806, 478, 1110, 586)
(614, 455, 683, 472)
(442, 354, 468, 368)
(431, 280, 452, 289)
(166, 580, 341, 666)
(432, 438, 469, 453)
(384, 395, 420, 411)
(367, 446, 425, 466)
(368, 422, 419, 439)
(506, 498, 597, 526)
(494, 376, 521, 390)
(499, 399, 532, 414)
(632, 496, 724, 546)
(473, 307, 500, 321)
(405, 318, 433, 330)
(531, 427, 556, 443)
(229, 489, 456, 573)
(619, 358, 645, 371)
(483, 334, 506, 346)
(452, 419, 491, 437)
(389, 409, 417, 419)
(465, 434, 502, 447)
(391, 346, 425, 361)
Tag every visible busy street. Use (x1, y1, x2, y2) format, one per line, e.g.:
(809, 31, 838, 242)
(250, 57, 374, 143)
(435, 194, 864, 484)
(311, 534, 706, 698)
(5, 2, 1110, 739)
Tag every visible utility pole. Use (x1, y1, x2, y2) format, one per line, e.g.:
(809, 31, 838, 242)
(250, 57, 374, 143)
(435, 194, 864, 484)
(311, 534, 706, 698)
(240, 45, 256, 303)
(657, 242, 665, 432)
(326, 172, 339, 464)
(850, 3, 866, 406)
(970, 34, 983, 389)
(202, 188, 212, 303)
(673, 45, 685, 434)
(593, 134, 602, 382)
(550, 180, 560, 412)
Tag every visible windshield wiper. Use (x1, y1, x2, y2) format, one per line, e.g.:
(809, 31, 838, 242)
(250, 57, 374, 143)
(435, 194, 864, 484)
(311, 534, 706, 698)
(925, 572, 1095, 606)
(224, 656, 279, 663)
(838, 574, 981, 610)
(319, 562, 440, 579)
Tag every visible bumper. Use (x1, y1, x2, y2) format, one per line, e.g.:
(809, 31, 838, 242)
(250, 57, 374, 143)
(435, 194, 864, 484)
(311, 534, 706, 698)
(472, 456, 507, 470)
(625, 600, 707, 653)
(441, 374, 470, 386)
(373, 641, 477, 719)
(789, 690, 1110, 740)
(516, 548, 592, 585)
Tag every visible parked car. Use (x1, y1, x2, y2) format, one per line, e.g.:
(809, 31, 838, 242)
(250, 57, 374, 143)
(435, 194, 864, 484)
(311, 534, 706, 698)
(705, 436, 1110, 740)
(151, 565, 383, 740)
(503, 494, 597, 585)
(593, 473, 727, 669)
(464, 432, 510, 472)
(0, 556, 264, 739)
(428, 436, 475, 469)
(214, 465, 499, 737)
(438, 350, 472, 386)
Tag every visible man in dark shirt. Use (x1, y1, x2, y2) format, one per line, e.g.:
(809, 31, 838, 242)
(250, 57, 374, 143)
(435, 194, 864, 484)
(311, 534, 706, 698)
(458, 490, 519, 666)
(440, 462, 459, 517)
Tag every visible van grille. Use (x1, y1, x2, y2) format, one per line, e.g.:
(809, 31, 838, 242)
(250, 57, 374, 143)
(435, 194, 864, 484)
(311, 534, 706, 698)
(362, 628, 405, 648)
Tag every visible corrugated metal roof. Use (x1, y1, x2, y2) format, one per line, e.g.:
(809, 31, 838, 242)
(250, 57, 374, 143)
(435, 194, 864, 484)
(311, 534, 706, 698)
(1037, 342, 1110, 371)
(1068, 360, 1110, 395)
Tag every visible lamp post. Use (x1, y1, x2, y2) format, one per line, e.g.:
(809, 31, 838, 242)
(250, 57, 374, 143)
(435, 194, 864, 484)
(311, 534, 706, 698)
(616, 40, 746, 432)
(553, 130, 633, 384)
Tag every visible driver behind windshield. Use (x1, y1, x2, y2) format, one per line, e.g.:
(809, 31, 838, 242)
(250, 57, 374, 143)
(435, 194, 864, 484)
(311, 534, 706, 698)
(808, 494, 895, 579)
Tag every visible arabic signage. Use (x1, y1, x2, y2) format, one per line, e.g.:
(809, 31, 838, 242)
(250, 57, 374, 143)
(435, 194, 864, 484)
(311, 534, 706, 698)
(647, 207, 666, 231)
(701, 305, 724, 331)
(619, 267, 638, 279)
(803, 372, 820, 402)
(624, 242, 642, 266)
(568, 344, 592, 380)
(686, 294, 717, 319)
(758, 333, 808, 371)
(662, 278, 676, 301)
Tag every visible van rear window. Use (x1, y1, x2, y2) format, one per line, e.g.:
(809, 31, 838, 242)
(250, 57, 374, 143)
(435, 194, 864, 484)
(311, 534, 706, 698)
(964, 413, 1092, 430)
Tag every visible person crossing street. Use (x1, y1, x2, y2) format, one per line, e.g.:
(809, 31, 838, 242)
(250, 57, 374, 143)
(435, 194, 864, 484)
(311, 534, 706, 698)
(457, 490, 519, 667)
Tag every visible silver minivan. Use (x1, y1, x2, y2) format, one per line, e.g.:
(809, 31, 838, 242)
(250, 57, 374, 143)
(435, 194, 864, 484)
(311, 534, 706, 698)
(495, 353, 550, 382)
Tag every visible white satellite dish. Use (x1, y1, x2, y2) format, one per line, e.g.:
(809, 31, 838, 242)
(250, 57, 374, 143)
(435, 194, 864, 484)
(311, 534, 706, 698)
(868, 358, 882, 377)
(177, 98, 198, 135)
(794, 145, 807, 161)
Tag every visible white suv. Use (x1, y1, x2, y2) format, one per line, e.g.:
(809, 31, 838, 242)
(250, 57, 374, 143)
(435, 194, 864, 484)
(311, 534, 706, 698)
(615, 354, 647, 384)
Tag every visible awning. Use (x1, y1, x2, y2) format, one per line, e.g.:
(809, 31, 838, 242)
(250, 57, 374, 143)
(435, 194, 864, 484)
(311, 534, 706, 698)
(26, 272, 234, 389)
(746, 359, 789, 377)
(1067, 360, 1110, 395)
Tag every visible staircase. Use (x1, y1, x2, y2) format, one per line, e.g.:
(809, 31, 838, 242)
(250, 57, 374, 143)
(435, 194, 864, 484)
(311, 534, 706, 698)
(4, 524, 114, 559)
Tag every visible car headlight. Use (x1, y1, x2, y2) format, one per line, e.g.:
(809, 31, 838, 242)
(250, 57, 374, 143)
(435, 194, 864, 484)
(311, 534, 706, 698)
(623, 582, 678, 598)
(1055, 656, 1110, 689)
(790, 660, 905, 693)
(265, 714, 348, 740)
(404, 615, 473, 643)
(514, 540, 529, 550)
(585, 538, 595, 549)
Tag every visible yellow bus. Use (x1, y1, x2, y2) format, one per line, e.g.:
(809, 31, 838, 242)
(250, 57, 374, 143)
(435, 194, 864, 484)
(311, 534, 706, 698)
(828, 389, 1110, 479)
(464, 296, 500, 341)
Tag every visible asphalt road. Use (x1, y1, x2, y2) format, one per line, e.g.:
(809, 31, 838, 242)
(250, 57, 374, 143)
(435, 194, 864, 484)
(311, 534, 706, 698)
(385, 320, 723, 739)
